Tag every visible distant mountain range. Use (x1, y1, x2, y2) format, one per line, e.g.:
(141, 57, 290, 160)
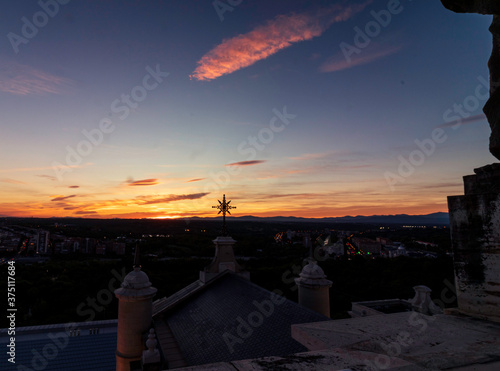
(1, 212, 450, 225)
(194, 212, 450, 225)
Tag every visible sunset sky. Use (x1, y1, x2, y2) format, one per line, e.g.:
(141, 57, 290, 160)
(0, 0, 496, 219)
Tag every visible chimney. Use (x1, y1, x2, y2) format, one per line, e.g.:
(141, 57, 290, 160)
(115, 251, 157, 371)
(295, 260, 332, 317)
(200, 236, 249, 283)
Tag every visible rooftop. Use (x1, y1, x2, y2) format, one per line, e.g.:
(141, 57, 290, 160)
(154, 272, 329, 367)
(174, 311, 500, 370)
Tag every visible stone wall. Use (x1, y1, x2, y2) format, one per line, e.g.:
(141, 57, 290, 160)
(448, 164, 500, 322)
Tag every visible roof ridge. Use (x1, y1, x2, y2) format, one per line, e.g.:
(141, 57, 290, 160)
(153, 271, 232, 317)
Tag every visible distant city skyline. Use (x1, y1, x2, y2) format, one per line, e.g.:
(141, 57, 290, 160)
(0, 1, 496, 219)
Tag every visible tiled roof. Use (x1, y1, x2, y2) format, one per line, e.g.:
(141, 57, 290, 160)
(161, 273, 329, 367)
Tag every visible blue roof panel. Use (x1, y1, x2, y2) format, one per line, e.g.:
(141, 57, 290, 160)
(2, 333, 116, 371)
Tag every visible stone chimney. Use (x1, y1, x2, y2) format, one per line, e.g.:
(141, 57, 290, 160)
(115, 258, 157, 371)
(295, 260, 332, 317)
(200, 236, 249, 283)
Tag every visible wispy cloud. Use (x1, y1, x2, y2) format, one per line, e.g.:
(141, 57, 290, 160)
(137, 192, 210, 205)
(69, 185, 80, 189)
(0, 61, 73, 95)
(75, 210, 98, 215)
(51, 195, 76, 202)
(437, 113, 487, 128)
(336, 164, 374, 170)
(226, 160, 266, 167)
(128, 178, 159, 186)
(191, 2, 370, 81)
(289, 151, 335, 161)
(186, 178, 206, 183)
(320, 44, 402, 73)
(0, 178, 26, 185)
(37, 174, 57, 181)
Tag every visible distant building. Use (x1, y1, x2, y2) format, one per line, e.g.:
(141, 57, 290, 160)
(352, 237, 381, 255)
(376, 236, 393, 246)
(36, 230, 49, 254)
(381, 244, 407, 258)
(95, 241, 126, 255)
(325, 240, 345, 257)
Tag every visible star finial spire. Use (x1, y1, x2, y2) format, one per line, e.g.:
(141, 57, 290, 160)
(212, 194, 236, 236)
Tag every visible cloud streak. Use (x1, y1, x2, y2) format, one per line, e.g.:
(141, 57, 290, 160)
(191, 3, 370, 81)
(0, 178, 26, 185)
(128, 178, 159, 186)
(137, 192, 210, 205)
(51, 195, 76, 202)
(226, 160, 266, 167)
(37, 175, 57, 181)
(320, 44, 402, 73)
(437, 113, 487, 128)
(0, 61, 73, 95)
(75, 210, 98, 215)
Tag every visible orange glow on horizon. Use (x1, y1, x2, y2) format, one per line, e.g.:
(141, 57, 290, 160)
(0, 202, 449, 220)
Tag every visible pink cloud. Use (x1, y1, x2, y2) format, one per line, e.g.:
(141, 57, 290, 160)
(191, 2, 371, 81)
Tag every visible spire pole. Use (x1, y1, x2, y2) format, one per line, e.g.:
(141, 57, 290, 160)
(133, 243, 141, 269)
